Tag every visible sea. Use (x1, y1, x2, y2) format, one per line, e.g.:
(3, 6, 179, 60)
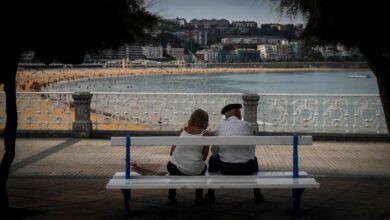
(49, 70, 378, 94)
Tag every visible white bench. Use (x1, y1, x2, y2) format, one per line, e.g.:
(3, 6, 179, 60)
(107, 135, 319, 216)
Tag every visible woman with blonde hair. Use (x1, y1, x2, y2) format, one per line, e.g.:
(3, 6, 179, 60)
(167, 108, 210, 204)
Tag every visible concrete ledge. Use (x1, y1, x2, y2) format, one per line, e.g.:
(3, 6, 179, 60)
(12, 130, 73, 138)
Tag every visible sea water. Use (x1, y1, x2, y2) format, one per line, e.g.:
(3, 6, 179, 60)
(50, 71, 378, 94)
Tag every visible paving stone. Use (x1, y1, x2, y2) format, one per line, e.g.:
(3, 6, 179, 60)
(4, 138, 390, 219)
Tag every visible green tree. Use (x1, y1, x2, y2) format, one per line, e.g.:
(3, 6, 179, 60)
(274, 0, 390, 131)
(259, 24, 281, 36)
(1, 0, 157, 216)
(307, 50, 325, 62)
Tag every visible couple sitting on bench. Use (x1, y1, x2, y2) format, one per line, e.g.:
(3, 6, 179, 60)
(167, 103, 264, 204)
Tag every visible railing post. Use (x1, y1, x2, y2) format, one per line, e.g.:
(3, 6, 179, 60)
(242, 93, 260, 133)
(72, 92, 92, 138)
(293, 133, 299, 178)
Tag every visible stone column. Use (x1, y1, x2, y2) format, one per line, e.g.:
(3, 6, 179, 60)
(242, 93, 260, 133)
(72, 92, 92, 138)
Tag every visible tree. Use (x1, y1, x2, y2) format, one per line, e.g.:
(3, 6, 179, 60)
(273, 0, 390, 131)
(1, 0, 157, 216)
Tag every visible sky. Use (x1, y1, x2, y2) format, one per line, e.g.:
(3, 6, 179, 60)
(146, 0, 303, 25)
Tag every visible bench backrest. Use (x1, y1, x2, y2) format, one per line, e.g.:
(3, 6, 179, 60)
(111, 136, 312, 146)
(111, 135, 312, 179)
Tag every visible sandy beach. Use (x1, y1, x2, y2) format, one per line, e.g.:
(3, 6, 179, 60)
(12, 67, 359, 92)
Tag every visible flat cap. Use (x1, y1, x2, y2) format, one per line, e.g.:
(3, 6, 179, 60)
(221, 103, 242, 114)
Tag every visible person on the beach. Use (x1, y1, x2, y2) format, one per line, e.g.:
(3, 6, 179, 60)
(206, 103, 264, 203)
(167, 109, 210, 204)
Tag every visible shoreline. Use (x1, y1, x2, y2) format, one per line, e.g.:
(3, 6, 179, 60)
(14, 67, 370, 92)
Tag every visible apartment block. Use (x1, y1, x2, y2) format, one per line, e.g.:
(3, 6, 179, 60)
(195, 49, 221, 63)
(190, 19, 230, 29)
(257, 44, 278, 61)
(142, 45, 163, 59)
(232, 21, 258, 28)
(166, 43, 185, 59)
(235, 49, 260, 62)
(222, 37, 284, 46)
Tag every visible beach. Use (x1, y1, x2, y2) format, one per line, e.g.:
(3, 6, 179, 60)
(12, 67, 360, 92)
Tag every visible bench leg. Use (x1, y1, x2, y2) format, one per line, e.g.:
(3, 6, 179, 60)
(254, 188, 264, 203)
(121, 189, 131, 217)
(168, 189, 177, 204)
(292, 188, 305, 216)
(205, 189, 215, 203)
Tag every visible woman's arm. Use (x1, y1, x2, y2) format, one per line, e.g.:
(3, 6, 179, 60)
(170, 128, 183, 156)
(202, 145, 210, 161)
(201, 130, 210, 161)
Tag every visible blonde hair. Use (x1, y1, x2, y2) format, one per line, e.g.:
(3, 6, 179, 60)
(188, 109, 209, 128)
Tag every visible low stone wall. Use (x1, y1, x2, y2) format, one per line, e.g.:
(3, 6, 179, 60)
(2, 92, 387, 137)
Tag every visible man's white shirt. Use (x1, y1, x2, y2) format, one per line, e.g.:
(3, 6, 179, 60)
(213, 116, 256, 163)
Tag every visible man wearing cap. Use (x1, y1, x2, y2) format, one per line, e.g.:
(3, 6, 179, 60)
(206, 103, 264, 203)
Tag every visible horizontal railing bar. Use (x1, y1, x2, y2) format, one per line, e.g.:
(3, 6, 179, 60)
(92, 92, 380, 97)
(8, 92, 74, 95)
(257, 93, 379, 97)
(0, 92, 380, 97)
(91, 92, 243, 96)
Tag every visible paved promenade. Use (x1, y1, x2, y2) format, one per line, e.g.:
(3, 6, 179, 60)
(1, 138, 390, 219)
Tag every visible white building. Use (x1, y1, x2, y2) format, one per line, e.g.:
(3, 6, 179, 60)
(222, 37, 284, 46)
(224, 51, 238, 63)
(176, 18, 187, 26)
(257, 44, 278, 61)
(276, 41, 291, 60)
(205, 50, 219, 63)
(315, 45, 339, 58)
(128, 46, 144, 60)
(166, 43, 185, 59)
(232, 21, 258, 28)
(316, 44, 362, 59)
(142, 45, 163, 59)
(337, 45, 354, 57)
(195, 49, 220, 63)
(210, 43, 223, 50)
(193, 30, 208, 46)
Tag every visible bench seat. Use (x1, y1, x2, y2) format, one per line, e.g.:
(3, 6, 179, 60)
(107, 171, 320, 189)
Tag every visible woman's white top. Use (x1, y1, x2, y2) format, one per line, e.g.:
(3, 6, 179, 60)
(170, 129, 206, 175)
